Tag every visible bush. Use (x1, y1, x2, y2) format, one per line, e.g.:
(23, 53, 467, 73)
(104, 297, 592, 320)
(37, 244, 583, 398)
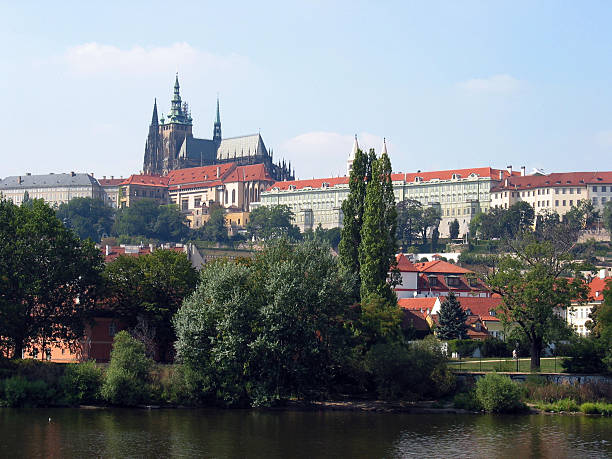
(537, 398, 580, 413)
(448, 339, 480, 358)
(1, 376, 55, 407)
(475, 373, 525, 413)
(581, 402, 612, 416)
(453, 390, 482, 411)
(480, 337, 511, 358)
(62, 361, 103, 405)
(365, 337, 455, 400)
(101, 331, 153, 406)
(562, 338, 606, 374)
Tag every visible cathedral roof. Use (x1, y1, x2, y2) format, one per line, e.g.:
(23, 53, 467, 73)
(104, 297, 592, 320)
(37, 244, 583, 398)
(225, 163, 275, 183)
(216, 134, 268, 161)
(0, 172, 99, 189)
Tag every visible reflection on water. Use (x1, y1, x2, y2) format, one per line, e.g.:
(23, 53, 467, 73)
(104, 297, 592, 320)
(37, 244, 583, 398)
(1, 408, 611, 458)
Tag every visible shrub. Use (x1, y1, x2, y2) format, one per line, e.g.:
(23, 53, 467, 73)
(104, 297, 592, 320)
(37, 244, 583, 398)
(581, 402, 600, 414)
(448, 339, 480, 358)
(562, 338, 606, 374)
(1, 376, 55, 407)
(453, 390, 482, 411)
(62, 361, 104, 405)
(480, 337, 511, 358)
(101, 331, 153, 406)
(475, 373, 525, 413)
(538, 398, 580, 413)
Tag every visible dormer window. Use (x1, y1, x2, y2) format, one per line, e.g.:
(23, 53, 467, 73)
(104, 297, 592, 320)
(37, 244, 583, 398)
(428, 275, 438, 286)
(289, 185, 296, 190)
(415, 177, 423, 183)
(321, 182, 329, 188)
(446, 275, 461, 287)
(465, 308, 472, 316)
(452, 174, 461, 180)
(489, 310, 496, 317)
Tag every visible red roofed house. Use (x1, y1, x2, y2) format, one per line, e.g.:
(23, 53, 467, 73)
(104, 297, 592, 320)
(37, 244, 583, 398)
(398, 297, 439, 338)
(167, 163, 275, 226)
(566, 269, 612, 336)
(97, 176, 124, 208)
(118, 174, 170, 208)
(393, 254, 490, 299)
(260, 136, 520, 235)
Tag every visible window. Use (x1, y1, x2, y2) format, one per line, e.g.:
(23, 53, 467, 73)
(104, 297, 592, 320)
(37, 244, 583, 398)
(570, 188, 574, 194)
(593, 197, 598, 204)
(603, 186, 607, 192)
(194, 197, 201, 208)
(109, 322, 117, 337)
(593, 186, 598, 192)
(232, 189, 236, 204)
(555, 200, 559, 206)
(563, 200, 566, 206)
(570, 200, 573, 206)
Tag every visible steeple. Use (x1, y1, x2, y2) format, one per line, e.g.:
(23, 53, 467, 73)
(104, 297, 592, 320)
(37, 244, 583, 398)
(167, 73, 191, 125)
(381, 137, 387, 155)
(151, 98, 158, 126)
(213, 96, 222, 141)
(347, 134, 359, 176)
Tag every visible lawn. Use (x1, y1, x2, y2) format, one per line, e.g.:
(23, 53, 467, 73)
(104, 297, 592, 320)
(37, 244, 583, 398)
(448, 356, 567, 373)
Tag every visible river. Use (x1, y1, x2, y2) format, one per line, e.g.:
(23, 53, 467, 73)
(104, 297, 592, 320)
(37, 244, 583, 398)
(1, 408, 611, 458)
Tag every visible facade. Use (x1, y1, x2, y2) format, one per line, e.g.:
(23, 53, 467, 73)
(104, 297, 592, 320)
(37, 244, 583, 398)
(118, 174, 170, 208)
(394, 255, 491, 299)
(97, 176, 123, 208)
(565, 271, 611, 336)
(490, 171, 612, 216)
(168, 162, 274, 213)
(0, 172, 103, 207)
(143, 75, 293, 182)
(260, 138, 519, 236)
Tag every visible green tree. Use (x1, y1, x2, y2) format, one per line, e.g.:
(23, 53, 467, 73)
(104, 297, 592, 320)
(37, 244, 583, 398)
(359, 152, 398, 302)
(339, 148, 375, 293)
(103, 250, 198, 361)
(436, 292, 468, 340)
(419, 207, 441, 245)
(56, 197, 114, 242)
(487, 236, 588, 370)
(174, 239, 353, 406)
(396, 199, 423, 248)
(564, 199, 599, 231)
(449, 219, 460, 240)
(101, 331, 153, 406)
(0, 198, 104, 359)
(603, 201, 612, 238)
(112, 199, 189, 242)
(431, 226, 440, 251)
(196, 204, 229, 243)
(246, 205, 301, 241)
(304, 224, 342, 251)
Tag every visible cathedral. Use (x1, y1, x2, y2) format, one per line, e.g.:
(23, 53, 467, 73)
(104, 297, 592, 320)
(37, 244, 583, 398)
(143, 74, 294, 181)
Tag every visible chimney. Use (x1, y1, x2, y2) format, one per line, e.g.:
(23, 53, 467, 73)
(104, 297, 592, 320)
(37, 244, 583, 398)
(91, 172, 94, 177)
(26, 172, 31, 176)
(149, 243, 155, 253)
(506, 165, 512, 176)
(505, 178, 508, 187)
(600, 269, 608, 279)
(111, 176, 114, 179)
(71, 171, 75, 177)
(499, 170, 503, 180)
(105, 245, 110, 257)
(521, 166, 526, 177)
(103, 175, 106, 179)
(216, 166, 220, 178)
(18, 176, 22, 184)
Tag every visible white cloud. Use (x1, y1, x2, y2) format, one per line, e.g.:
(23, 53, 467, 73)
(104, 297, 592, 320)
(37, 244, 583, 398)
(61, 42, 251, 77)
(456, 74, 523, 94)
(595, 129, 612, 148)
(280, 131, 391, 179)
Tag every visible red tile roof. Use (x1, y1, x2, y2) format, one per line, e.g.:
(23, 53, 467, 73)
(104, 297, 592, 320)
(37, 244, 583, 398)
(413, 260, 471, 274)
(267, 167, 518, 192)
(456, 297, 503, 322)
(402, 309, 431, 331)
(120, 175, 169, 187)
(225, 163, 275, 183)
(168, 163, 236, 187)
(492, 171, 612, 192)
(398, 297, 439, 311)
(587, 276, 611, 302)
(396, 254, 419, 272)
(102, 246, 152, 262)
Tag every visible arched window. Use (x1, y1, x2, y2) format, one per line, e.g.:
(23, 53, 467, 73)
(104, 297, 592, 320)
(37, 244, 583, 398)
(225, 190, 228, 204)
(232, 189, 236, 204)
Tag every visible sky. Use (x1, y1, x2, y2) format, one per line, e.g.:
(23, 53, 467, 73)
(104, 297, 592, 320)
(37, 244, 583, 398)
(1, 1, 612, 180)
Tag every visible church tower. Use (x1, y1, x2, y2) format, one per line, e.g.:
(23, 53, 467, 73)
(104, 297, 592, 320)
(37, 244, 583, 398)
(213, 97, 222, 142)
(143, 99, 161, 175)
(347, 134, 359, 176)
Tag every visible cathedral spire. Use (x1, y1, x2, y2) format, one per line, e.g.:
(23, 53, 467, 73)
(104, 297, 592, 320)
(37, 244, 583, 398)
(213, 96, 222, 141)
(151, 98, 158, 126)
(347, 134, 359, 176)
(381, 137, 387, 155)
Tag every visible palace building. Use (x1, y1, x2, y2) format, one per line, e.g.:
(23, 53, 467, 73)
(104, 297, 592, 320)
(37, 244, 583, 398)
(143, 74, 294, 182)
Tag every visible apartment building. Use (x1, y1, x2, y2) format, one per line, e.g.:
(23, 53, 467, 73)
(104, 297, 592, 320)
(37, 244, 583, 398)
(97, 176, 124, 208)
(118, 174, 170, 208)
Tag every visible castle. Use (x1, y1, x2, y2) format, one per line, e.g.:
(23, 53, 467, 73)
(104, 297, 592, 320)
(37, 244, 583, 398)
(143, 74, 294, 182)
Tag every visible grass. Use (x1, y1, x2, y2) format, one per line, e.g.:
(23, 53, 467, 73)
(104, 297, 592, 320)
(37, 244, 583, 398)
(448, 357, 566, 373)
(580, 402, 612, 416)
(533, 398, 581, 413)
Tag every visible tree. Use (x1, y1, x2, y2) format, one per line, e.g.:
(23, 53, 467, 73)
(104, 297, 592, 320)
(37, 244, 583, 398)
(103, 249, 198, 361)
(195, 204, 229, 243)
(304, 224, 342, 251)
(449, 219, 460, 240)
(0, 198, 104, 359)
(436, 292, 468, 340)
(431, 227, 440, 252)
(112, 199, 189, 242)
(504, 201, 535, 238)
(174, 239, 353, 406)
(56, 197, 114, 242)
(487, 235, 588, 370)
(396, 199, 423, 248)
(564, 199, 599, 231)
(603, 201, 612, 238)
(246, 205, 301, 241)
(419, 207, 441, 245)
(338, 148, 375, 292)
(359, 152, 398, 302)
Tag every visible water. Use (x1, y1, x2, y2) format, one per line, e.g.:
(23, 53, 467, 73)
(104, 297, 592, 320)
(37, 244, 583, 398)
(1, 408, 611, 458)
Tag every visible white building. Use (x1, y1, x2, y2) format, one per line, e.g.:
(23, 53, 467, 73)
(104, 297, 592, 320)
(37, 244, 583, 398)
(566, 270, 611, 336)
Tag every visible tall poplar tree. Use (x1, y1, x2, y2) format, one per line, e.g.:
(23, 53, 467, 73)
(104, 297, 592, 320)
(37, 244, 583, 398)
(338, 148, 374, 299)
(359, 151, 398, 301)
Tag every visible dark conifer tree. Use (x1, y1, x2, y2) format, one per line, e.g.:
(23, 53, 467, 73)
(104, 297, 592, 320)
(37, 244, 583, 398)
(436, 292, 468, 340)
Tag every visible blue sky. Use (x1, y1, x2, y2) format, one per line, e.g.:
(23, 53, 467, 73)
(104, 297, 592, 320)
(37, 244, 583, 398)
(1, 1, 612, 180)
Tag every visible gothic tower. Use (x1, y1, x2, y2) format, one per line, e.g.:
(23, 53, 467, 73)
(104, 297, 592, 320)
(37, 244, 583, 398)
(213, 97, 222, 142)
(143, 99, 161, 175)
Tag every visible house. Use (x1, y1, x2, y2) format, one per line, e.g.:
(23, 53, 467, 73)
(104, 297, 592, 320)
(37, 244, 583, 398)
(393, 254, 490, 299)
(565, 270, 611, 336)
